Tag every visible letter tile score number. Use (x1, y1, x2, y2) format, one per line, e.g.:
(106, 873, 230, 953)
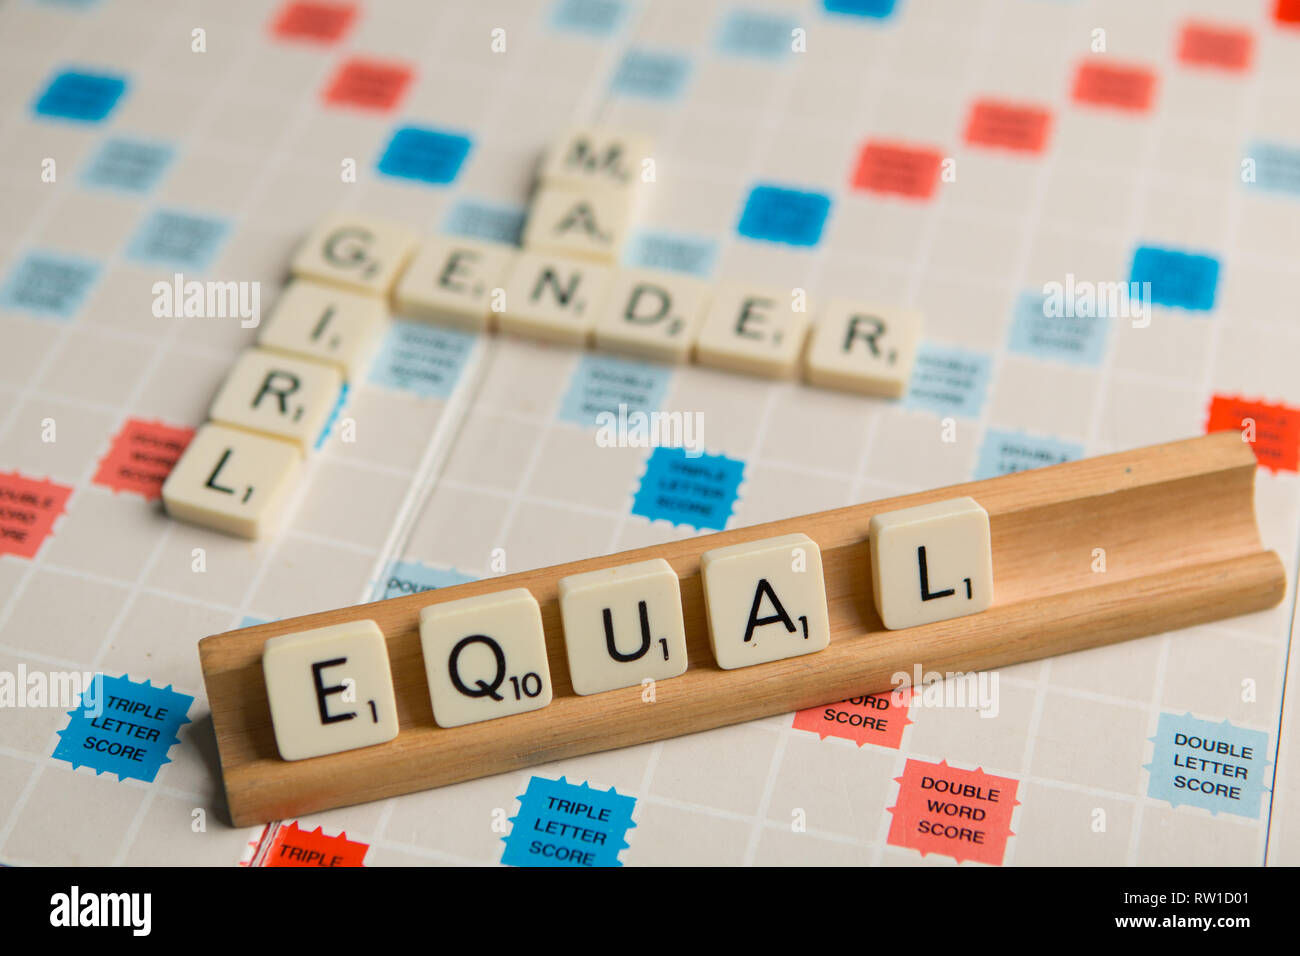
(203, 434, 1285, 822)
(263, 503, 993, 757)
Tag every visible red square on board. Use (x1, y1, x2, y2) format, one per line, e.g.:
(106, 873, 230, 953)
(851, 142, 944, 199)
(92, 418, 194, 501)
(887, 759, 1019, 866)
(323, 58, 413, 112)
(0, 471, 73, 559)
(1206, 396, 1300, 473)
(1072, 61, 1157, 112)
(1178, 22, 1253, 71)
(263, 822, 369, 867)
(1276, 0, 1300, 25)
(964, 99, 1052, 153)
(272, 2, 356, 44)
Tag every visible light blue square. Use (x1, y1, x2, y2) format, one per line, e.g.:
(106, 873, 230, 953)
(551, 0, 630, 35)
(33, 69, 126, 122)
(127, 209, 229, 271)
(1146, 713, 1268, 818)
(622, 230, 718, 277)
(559, 353, 673, 428)
(1007, 289, 1108, 366)
(0, 250, 100, 319)
(81, 137, 174, 194)
(738, 184, 831, 247)
(904, 344, 992, 419)
(443, 198, 527, 245)
(373, 559, 476, 601)
(974, 429, 1083, 480)
(369, 320, 477, 398)
(610, 49, 691, 100)
(717, 9, 799, 60)
(1246, 141, 1300, 197)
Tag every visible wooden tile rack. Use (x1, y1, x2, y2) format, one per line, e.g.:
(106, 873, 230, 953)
(199, 432, 1286, 826)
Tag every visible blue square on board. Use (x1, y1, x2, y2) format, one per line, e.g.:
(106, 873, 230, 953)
(737, 184, 831, 247)
(632, 447, 744, 532)
(551, 0, 629, 35)
(1129, 245, 1220, 313)
(0, 250, 100, 319)
(717, 10, 799, 60)
(823, 0, 898, 18)
(378, 126, 472, 185)
(33, 69, 127, 122)
(623, 230, 718, 277)
(127, 209, 229, 271)
(81, 137, 174, 194)
(443, 198, 527, 245)
(1247, 142, 1300, 196)
(610, 49, 691, 100)
(1007, 289, 1108, 367)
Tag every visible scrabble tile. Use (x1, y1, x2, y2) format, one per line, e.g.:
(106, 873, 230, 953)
(592, 268, 711, 363)
(804, 300, 922, 397)
(498, 252, 612, 345)
(694, 284, 813, 378)
(539, 126, 653, 197)
(699, 533, 830, 669)
(161, 422, 301, 539)
(419, 588, 553, 728)
(208, 348, 344, 453)
(522, 185, 630, 263)
(868, 496, 993, 630)
(291, 214, 419, 296)
(558, 558, 688, 695)
(258, 280, 387, 381)
(262, 620, 399, 761)
(392, 235, 516, 329)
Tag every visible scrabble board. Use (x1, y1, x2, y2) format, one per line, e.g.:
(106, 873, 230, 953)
(2, 0, 1299, 868)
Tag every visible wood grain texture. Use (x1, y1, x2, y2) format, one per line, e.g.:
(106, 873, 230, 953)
(199, 431, 1286, 826)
